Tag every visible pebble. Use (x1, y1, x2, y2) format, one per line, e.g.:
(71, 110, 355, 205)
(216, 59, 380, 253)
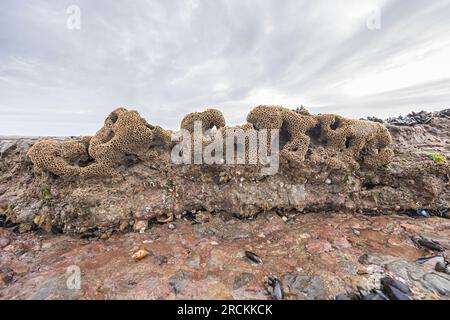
(435, 262, 446, 273)
(132, 249, 149, 261)
(325, 179, 332, 185)
(233, 272, 255, 290)
(134, 220, 148, 233)
(0, 237, 11, 248)
(332, 238, 352, 250)
(0, 269, 15, 285)
(306, 239, 333, 254)
(154, 256, 168, 265)
(168, 223, 176, 230)
(169, 271, 190, 295)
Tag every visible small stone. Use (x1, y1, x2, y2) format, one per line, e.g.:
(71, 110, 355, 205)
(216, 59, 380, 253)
(169, 271, 190, 295)
(154, 256, 168, 265)
(357, 267, 368, 275)
(325, 179, 332, 185)
(358, 254, 384, 265)
(233, 272, 255, 289)
(187, 251, 201, 269)
(306, 239, 333, 254)
(435, 262, 447, 273)
(100, 231, 112, 240)
(298, 233, 311, 240)
(168, 223, 176, 230)
(132, 249, 149, 261)
(257, 233, 266, 238)
(332, 237, 352, 250)
(0, 269, 15, 285)
(134, 220, 148, 233)
(0, 237, 11, 248)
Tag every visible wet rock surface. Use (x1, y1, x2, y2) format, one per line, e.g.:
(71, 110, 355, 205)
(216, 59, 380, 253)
(1, 212, 449, 300)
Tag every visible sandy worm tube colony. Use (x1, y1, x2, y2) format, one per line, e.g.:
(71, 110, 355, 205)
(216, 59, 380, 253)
(28, 106, 393, 179)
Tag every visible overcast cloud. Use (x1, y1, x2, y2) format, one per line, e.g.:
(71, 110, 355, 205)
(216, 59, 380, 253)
(1, 0, 450, 136)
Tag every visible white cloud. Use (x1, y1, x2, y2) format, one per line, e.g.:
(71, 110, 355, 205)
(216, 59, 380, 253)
(0, 0, 449, 136)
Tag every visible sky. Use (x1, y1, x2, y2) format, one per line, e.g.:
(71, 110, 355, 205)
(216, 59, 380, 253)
(1, 0, 450, 136)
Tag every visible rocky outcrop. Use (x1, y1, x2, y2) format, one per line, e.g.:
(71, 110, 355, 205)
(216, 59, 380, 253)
(0, 107, 448, 234)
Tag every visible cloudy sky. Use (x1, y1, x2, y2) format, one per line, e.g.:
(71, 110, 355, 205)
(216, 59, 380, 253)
(1, 0, 450, 136)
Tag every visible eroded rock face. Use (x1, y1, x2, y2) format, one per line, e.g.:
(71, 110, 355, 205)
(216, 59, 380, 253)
(0, 107, 449, 233)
